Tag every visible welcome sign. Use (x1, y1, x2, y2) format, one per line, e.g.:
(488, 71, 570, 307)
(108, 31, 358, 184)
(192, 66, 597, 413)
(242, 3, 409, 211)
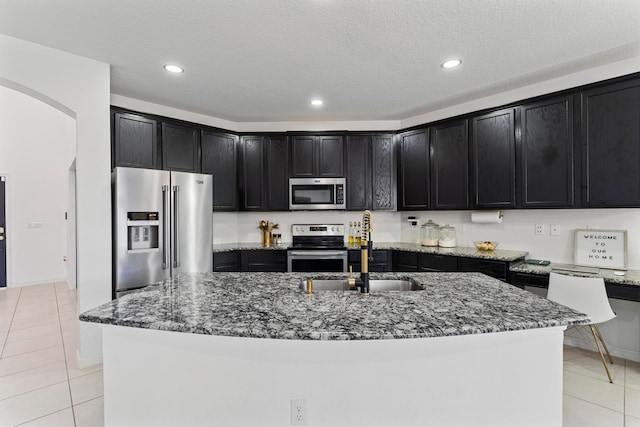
(574, 229, 627, 270)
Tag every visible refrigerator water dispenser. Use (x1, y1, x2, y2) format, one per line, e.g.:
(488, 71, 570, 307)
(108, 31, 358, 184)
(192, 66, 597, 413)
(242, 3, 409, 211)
(127, 212, 159, 251)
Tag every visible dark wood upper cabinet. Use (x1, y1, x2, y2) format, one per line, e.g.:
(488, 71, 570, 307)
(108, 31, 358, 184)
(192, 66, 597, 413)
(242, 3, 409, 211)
(471, 109, 516, 208)
(397, 129, 429, 210)
(201, 131, 238, 211)
(430, 120, 469, 210)
(290, 135, 344, 177)
(113, 112, 159, 169)
(161, 122, 200, 173)
(581, 79, 640, 207)
(240, 136, 264, 210)
(346, 135, 370, 210)
(290, 135, 315, 177)
(346, 134, 395, 211)
(317, 135, 345, 177)
(240, 135, 289, 211)
(371, 134, 396, 211)
(265, 135, 289, 211)
(518, 96, 575, 208)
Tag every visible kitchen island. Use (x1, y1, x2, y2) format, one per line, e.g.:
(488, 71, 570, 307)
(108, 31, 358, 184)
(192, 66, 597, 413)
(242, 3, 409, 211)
(81, 272, 588, 427)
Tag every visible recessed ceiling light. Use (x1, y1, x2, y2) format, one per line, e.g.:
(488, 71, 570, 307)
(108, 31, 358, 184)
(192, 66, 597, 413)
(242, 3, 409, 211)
(164, 64, 184, 74)
(310, 99, 324, 106)
(441, 59, 462, 69)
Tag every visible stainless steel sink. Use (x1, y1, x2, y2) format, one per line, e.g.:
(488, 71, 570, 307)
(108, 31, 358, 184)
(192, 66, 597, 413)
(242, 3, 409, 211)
(299, 279, 424, 292)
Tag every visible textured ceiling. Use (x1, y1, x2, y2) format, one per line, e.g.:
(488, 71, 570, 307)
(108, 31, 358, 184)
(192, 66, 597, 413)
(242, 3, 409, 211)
(1, 0, 639, 122)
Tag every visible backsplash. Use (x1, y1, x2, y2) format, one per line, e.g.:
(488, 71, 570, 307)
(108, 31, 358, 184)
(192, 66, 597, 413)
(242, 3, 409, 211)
(401, 209, 640, 270)
(214, 208, 640, 269)
(213, 211, 401, 245)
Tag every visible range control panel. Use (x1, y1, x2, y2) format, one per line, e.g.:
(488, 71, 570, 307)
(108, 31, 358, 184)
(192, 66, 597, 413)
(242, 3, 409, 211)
(291, 224, 345, 237)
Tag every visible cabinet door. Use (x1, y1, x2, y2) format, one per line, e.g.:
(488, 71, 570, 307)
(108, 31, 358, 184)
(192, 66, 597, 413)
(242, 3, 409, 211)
(471, 109, 516, 208)
(113, 112, 159, 169)
(290, 136, 315, 177)
(346, 135, 371, 210)
(418, 253, 458, 272)
(430, 120, 469, 210)
(202, 131, 238, 211)
(240, 136, 265, 210)
(266, 135, 289, 210)
(318, 135, 345, 177)
(397, 129, 429, 210)
(581, 80, 640, 207)
(161, 122, 200, 172)
(519, 97, 574, 208)
(372, 135, 396, 211)
(391, 250, 419, 271)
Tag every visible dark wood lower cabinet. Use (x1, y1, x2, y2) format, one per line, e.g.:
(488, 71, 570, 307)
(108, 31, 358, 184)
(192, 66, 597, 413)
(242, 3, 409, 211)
(213, 251, 239, 272)
(509, 271, 640, 302)
(348, 250, 391, 272)
(240, 250, 287, 272)
(391, 251, 419, 272)
(458, 258, 509, 281)
(419, 254, 458, 272)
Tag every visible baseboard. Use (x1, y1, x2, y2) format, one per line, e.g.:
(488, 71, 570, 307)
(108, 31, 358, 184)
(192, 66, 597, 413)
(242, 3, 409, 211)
(564, 336, 640, 363)
(8, 278, 67, 288)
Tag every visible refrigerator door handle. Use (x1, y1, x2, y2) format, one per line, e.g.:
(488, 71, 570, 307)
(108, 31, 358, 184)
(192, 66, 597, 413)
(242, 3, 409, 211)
(173, 185, 180, 268)
(162, 185, 169, 269)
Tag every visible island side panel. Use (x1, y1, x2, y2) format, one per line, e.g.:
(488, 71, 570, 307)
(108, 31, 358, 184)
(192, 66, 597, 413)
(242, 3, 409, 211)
(102, 325, 565, 427)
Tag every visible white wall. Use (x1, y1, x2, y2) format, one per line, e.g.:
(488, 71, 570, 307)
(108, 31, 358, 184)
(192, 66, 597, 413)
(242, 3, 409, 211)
(0, 86, 74, 286)
(400, 209, 640, 269)
(214, 211, 400, 245)
(0, 34, 111, 366)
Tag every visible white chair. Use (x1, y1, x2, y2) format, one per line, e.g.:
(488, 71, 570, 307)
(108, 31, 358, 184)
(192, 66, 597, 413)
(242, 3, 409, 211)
(547, 272, 616, 383)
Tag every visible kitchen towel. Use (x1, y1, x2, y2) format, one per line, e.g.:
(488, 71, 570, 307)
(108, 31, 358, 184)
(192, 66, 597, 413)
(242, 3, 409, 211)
(471, 210, 503, 224)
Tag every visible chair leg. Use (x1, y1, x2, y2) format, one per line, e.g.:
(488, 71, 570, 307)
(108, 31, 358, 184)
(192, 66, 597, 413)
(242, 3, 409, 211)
(589, 324, 613, 383)
(593, 324, 614, 364)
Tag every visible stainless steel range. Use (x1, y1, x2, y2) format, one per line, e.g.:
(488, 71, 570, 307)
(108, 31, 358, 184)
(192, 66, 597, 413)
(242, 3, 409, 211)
(287, 224, 347, 272)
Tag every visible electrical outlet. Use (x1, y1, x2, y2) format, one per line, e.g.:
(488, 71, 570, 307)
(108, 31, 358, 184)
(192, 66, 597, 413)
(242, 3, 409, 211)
(550, 224, 560, 236)
(535, 224, 544, 235)
(291, 399, 306, 425)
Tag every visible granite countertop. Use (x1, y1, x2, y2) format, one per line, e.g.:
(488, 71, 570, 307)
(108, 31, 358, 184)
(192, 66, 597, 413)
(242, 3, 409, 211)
(510, 261, 640, 287)
(214, 241, 528, 262)
(80, 271, 587, 340)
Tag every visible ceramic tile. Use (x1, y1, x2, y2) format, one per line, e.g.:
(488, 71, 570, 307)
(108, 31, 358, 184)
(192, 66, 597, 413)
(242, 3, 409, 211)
(0, 382, 71, 427)
(59, 311, 78, 323)
(627, 387, 640, 419)
(10, 313, 59, 331)
(627, 360, 640, 391)
(563, 352, 625, 383)
(562, 394, 623, 427)
(563, 369, 625, 412)
(69, 370, 103, 405)
(0, 345, 65, 377)
(12, 306, 59, 321)
(66, 356, 102, 380)
(1, 331, 63, 358)
(16, 408, 75, 427)
(0, 360, 68, 400)
(60, 319, 78, 333)
(626, 415, 640, 427)
(74, 396, 104, 427)
(6, 322, 61, 344)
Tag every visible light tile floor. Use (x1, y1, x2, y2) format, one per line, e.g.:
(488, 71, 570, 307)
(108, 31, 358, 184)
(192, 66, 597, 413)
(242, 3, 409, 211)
(1, 282, 639, 426)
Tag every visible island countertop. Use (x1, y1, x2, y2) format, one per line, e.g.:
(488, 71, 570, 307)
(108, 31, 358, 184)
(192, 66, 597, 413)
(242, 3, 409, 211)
(80, 272, 588, 340)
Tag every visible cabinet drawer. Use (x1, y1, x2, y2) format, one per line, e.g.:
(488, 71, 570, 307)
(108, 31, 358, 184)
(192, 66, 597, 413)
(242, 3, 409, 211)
(348, 250, 389, 263)
(392, 251, 419, 271)
(605, 282, 640, 302)
(240, 250, 287, 272)
(213, 251, 239, 272)
(458, 258, 508, 280)
(419, 254, 458, 272)
(510, 272, 549, 288)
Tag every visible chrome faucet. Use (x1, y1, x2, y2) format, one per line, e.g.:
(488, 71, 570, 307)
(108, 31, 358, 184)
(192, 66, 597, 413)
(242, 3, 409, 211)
(349, 210, 373, 294)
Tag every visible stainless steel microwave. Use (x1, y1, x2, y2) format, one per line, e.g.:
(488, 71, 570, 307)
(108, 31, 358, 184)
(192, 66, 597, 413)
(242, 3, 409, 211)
(289, 177, 346, 210)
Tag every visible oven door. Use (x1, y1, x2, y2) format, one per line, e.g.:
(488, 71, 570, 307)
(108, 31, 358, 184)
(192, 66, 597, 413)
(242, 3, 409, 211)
(287, 250, 348, 273)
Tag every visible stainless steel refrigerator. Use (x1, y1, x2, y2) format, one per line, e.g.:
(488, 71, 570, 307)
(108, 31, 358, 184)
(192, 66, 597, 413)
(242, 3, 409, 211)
(113, 167, 213, 297)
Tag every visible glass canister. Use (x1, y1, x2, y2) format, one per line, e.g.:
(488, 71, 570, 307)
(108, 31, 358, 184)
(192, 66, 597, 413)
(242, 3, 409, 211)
(438, 224, 457, 248)
(420, 220, 440, 246)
